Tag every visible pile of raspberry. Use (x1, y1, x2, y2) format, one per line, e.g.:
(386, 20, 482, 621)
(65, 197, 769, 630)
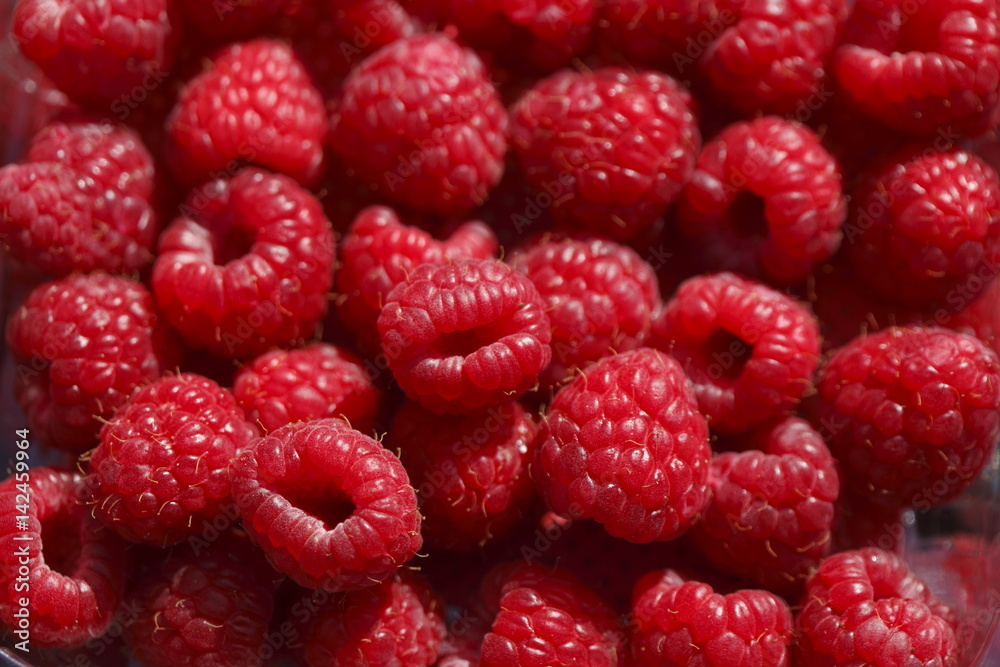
(2, 0, 1000, 665)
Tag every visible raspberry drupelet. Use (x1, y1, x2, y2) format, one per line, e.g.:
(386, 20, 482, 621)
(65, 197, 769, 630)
(0, 118, 158, 276)
(511, 234, 661, 388)
(5, 272, 178, 452)
(293, 573, 446, 667)
(654, 272, 822, 433)
(0, 467, 127, 648)
(629, 569, 794, 666)
(813, 326, 1000, 509)
(847, 147, 1000, 307)
(336, 205, 498, 356)
(676, 117, 847, 283)
(330, 34, 508, 216)
(534, 347, 711, 543)
(689, 417, 839, 594)
(509, 67, 699, 241)
(795, 548, 960, 665)
(233, 343, 380, 434)
(152, 167, 335, 359)
(230, 418, 422, 591)
(377, 258, 552, 414)
(388, 399, 537, 551)
(88, 373, 257, 546)
(166, 39, 326, 187)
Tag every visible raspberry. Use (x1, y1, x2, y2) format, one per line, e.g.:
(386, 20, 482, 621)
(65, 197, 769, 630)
(331, 0, 424, 61)
(0, 467, 127, 648)
(293, 573, 446, 667)
(509, 67, 699, 241)
(88, 373, 256, 546)
(233, 343, 380, 435)
(597, 0, 726, 70)
(12, 0, 178, 107)
(480, 563, 624, 667)
(847, 147, 1000, 307)
(511, 234, 661, 387)
(654, 272, 822, 433)
(337, 206, 498, 356)
(629, 569, 793, 666)
(445, 0, 597, 71)
(951, 276, 1000, 357)
(534, 347, 711, 543)
(5, 273, 178, 451)
(152, 167, 335, 359)
(832, 0, 1000, 136)
(388, 400, 537, 551)
(123, 532, 278, 667)
(688, 417, 839, 593)
(376, 258, 552, 414)
(676, 117, 847, 283)
(178, 0, 288, 39)
(230, 418, 422, 591)
(795, 548, 959, 666)
(330, 34, 508, 216)
(165, 39, 326, 187)
(813, 326, 1000, 509)
(0, 118, 158, 276)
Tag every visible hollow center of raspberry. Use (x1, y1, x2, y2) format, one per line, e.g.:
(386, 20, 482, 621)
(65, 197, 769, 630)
(433, 318, 515, 358)
(696, 329, 750, 382)
(728, 193, 769, 239)
(40, 513, 82, 577)
(211, 220, 257, 265)
(280, 483, 356, 530)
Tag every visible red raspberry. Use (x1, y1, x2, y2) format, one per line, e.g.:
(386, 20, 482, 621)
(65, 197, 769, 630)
(331, 0, 424, 63)
(509, 67, 699, 241)
(534, 347, 711, 543)
(676, 117, 847, 283)
(629, 569, 793, 666)
(388, 400, 537, 551)
(0, 118, 158, 276)
(813, 326, 1000, 509)
(951, 276, 1000, 357)
(689, 417, 839, 593)
(847, 147, 1000, 307)
(12, 0, 178, 107)
(330, 34, 508, 216)
(832, 0, 1000, 135)
(124, 532, 278, 667)
(166, 39, 326, 187)
(152, 167, 335, 359)
(376, 258, 552, 414)
(795, 548, 959, 666)
(293, 573, 446, 667)
(5, 273, 178, 452)
(230, 418, 422, 591)
(444, 0, 597, 71)
(0, 467, 127, 648)
(178, 0, 288, 39)
(88, 373, 256, 546)
(511, 234, 661, 388)
(654, 272, 822, 433)
(337, 206, 498, 356)
(233, 343, 380, 435)
(598, 0, 728, 70)
(480, 563, 624, 667)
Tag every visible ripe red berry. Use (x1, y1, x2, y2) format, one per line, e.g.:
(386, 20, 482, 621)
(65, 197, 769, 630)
(152, 167, 335, 359)
(795, 548, 959, 665)
(330, 34, 508, 216)
(654, 272, 822, 433)
(166, 39, 326, 187)
(89, 373, 256, 546)
(813, 326, 1000, 509)
(535, 347, 711, 543)
(5, 273, 178, 451)
(377, 258, 552, 414)
(629, 569, 793, 666)
(676, 117, 846, 283)
(509, 67, 699, 241)
(233, 343, 380, 434)
(0, 467, 127, 648)
(230, 418, 422, 591)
